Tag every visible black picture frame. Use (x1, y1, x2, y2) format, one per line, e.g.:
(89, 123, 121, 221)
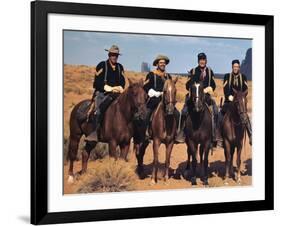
(31, 0, 274, 224)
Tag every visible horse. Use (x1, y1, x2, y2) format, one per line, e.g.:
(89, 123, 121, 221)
(184, 81, 213, 186)
(221, 88, 248, 185)
(134, 77, 178, 184)
(67, 78, 147, 183)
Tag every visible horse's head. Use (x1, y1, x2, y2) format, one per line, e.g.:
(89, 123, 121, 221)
(127, 78, 148, 120)
(163, 77, 178, 115)
(190, 81, 205, 112)
(232, 88, 248, 124)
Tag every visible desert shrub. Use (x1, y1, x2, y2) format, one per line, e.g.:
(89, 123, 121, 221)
(90, 143, 109, 160)
(77, 158, 137, 193)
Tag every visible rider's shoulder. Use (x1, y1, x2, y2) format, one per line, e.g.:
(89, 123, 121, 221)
(117, 62, 124, 70)
(224, 73, 231, 79)
(96, 61, 106, 69)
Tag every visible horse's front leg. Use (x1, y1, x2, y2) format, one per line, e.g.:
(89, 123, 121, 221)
(151, 138, 160, 185)
(135, 140, 149, 178)
(236, 143, 243, 184)
(108, 140, 118, 160)
(120, 142, 130, 161)
(186, 140, 197, 186)
(224, 139, 231, 185)
(164, 142, 174, 184)
(202, 142, 211, 186)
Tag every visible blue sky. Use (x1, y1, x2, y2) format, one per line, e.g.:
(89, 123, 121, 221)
(64, 30, 252, 74)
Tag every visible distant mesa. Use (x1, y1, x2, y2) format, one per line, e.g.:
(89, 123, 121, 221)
(240, 48, 252, 80)
(141, 62, 150, 73)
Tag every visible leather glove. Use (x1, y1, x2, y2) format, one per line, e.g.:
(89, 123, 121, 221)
(228, 95, 234, 101)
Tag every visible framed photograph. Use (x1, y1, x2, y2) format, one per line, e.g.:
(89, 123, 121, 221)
(31, 0, 274, 224)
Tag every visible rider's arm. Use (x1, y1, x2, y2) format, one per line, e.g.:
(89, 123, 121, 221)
(93, 62, 105, 92)
(223, 73, 232, 101)
(119, 64, 126, 89)
(209, 69, 216, 92)
(143, 72, 154, 93)
(242, 74, 248, 92)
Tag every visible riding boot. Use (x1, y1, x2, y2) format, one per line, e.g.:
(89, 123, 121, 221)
(144, 108, 153, 139)
(85, 111, 101, 142)
(175, 110, 187, 143)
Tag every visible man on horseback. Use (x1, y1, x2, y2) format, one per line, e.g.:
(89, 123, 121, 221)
(176, 52, 219, 147)
(85, 45, 125, 141)
(221, 59, 252, 145)
(143, 55, 175, 137)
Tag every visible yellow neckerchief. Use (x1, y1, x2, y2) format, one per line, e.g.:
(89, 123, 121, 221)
(109, 60, 116, 71)
(153, 68, 166, 78)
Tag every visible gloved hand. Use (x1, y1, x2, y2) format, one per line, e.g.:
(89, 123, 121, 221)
(104, 84, 113, 92)
(228, 95, 234, 101)
(112, 86, 124, 93)
(148, 89, 162, 98)
(104, 85, 124, 93)
(203, 86, 213, 95)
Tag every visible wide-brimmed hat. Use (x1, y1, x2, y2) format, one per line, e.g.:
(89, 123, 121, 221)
(105, 45, 121, 55)
(153, 54, 170, 66)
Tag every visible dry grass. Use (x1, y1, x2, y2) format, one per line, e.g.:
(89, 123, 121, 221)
(77, 158, 137, 193)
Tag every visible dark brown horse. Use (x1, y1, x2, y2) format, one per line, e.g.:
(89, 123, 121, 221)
(184, 82, 212, 186)
(222, 88, 248, 185)
(67, 78, 147, 183)
(135, 78, 178, 184)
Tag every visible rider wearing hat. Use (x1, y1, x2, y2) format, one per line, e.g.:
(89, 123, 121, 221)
(175, 52, 219, 147)
(143, 55, 172, 137)
(85, 45, 126, 141)
(221, 59, 252, 145)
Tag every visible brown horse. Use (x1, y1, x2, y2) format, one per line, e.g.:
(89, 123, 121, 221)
(184, 81, 212, 186)
(135, 78, 178, 184)
(67, 78, 147, 183)
(222, 88, 248, 185)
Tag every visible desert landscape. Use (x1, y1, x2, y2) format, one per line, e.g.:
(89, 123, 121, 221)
(63, 64, 252, 194)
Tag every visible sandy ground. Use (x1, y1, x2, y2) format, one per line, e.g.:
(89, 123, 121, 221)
(63, 64, 252, 194)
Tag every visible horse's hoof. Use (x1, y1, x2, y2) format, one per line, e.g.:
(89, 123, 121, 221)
(203, 180, 209, 187)
(183, 170, 189, 179)
(191, 178, 197, 186)
(67, 175, 74, 184)
(237, 178, 242, 185)
(150, 179, 156, 186)
(164, 178, 170, 185)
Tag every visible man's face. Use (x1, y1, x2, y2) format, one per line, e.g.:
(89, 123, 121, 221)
(157, 59, 166, 71)
(232, 63, 240, 74)
(108, 53, 119, 64)
(198, 58, 207, 68)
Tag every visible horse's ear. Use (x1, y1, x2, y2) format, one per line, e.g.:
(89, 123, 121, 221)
(128, 78, 133, 86)
(173, 76, 178, 84)
(232, 87, 238, 95)
(138, 78, 144, 87)
(243, 89, 248, 97)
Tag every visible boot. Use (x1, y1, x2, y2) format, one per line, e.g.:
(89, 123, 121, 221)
(85, 112, 100, 142)
(175, 112, 187, 143)
(144, 109, 152, 139)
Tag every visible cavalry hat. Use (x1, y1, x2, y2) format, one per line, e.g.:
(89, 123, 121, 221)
(232, 59, 240, 65)
(153, 54, 170, 66)
(105, 45, 121, 55)
(197, 52, 207, 60)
